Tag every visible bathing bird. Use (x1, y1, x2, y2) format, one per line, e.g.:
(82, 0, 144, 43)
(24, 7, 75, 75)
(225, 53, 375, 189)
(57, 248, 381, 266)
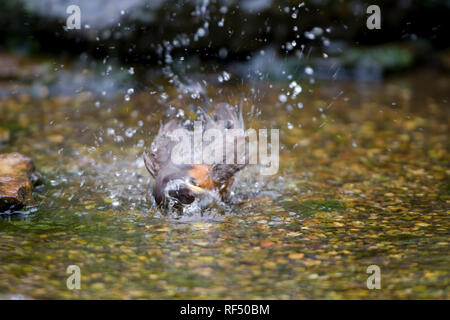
(143, 103, 247, 207)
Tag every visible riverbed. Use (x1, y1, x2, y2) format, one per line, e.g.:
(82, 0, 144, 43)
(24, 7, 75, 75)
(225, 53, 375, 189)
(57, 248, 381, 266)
(0, 68, 448, 299)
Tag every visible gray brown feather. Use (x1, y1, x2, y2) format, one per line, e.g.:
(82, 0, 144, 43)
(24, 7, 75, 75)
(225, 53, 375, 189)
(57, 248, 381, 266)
(144, 103, 247, 197)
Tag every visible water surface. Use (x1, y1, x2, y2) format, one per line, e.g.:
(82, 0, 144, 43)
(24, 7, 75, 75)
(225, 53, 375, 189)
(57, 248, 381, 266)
(0, 69, 448, 299)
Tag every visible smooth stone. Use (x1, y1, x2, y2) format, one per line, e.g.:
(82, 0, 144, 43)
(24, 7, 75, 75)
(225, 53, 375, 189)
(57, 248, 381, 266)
(0, 152, 40, 212)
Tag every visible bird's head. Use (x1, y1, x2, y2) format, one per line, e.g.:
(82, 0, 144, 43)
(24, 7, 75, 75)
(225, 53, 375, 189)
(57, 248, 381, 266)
(152, 170, 207, 207)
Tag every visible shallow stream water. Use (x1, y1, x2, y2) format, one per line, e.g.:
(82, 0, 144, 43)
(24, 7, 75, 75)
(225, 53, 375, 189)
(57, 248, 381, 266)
(0, 68, 448, 299)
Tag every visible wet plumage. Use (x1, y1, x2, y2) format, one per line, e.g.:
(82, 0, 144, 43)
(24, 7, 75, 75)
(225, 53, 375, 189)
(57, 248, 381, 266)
(144, 103, 246, 207)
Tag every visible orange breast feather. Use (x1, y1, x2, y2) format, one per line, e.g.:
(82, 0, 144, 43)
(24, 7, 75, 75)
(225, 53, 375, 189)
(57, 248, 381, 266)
(188, 164, 233, 196)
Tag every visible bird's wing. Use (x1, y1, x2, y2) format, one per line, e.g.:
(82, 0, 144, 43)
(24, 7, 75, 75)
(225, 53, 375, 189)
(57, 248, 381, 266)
(203, 103, 247, 183)
(144, 120, 191, 177)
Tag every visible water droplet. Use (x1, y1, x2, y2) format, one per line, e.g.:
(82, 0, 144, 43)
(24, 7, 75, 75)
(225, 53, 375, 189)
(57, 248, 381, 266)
(305, 66, 314, 75)
(289, 81, 302, 97)
(176, 109, 185, 118)
(125, 128, 136, 138)
(114, 135, 124, 143)
(222, 71, 230, 81)
(218, 71, 230, 83)
(219, 48, 228, 59)
(312, 27, 323, 36)
(197, 28, 206, 37)
(304, 31, 315, 40)
(191, 92, 200, 99)
(278, 94, 287, 103)
(137, 139, 144, 148)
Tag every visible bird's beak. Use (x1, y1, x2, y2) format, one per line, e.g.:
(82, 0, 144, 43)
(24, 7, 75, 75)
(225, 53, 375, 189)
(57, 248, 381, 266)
(184, 181, 206, 194)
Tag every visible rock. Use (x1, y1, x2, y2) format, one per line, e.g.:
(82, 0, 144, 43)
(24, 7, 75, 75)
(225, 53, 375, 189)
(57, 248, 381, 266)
(0, 127, 10, 144)
(0, 153, 40, 212)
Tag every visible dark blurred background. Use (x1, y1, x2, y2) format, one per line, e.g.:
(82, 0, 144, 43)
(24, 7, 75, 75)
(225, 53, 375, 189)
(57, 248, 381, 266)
(0, 0, 449, 87)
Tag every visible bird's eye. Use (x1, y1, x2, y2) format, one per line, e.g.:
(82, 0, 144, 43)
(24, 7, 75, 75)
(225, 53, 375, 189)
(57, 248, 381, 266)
(191, 181, 200, 187)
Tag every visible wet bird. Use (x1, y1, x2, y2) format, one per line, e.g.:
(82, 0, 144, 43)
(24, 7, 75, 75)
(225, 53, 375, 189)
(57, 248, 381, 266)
(143, 103, 247, 207)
